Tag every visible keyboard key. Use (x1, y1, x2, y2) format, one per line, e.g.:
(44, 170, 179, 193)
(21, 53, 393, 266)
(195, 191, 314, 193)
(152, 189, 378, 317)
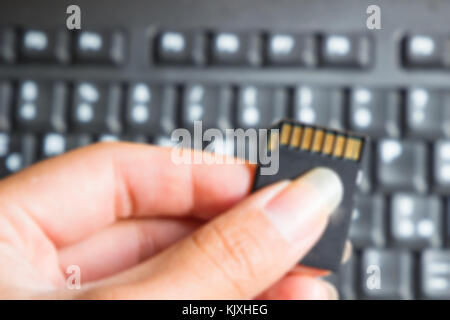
(20, 29, 70, 64)
(391, 193, 442, 249)
(421, 250, 450, 299)
(433, 140, 450, 191)
(97, 134, 145, 144)
(265, 33, 317, 67)
(0, 134, 36, 178)
(65, 134, 92, 151)
(445, 198, 450, 246)
(154, 135, 178, 147)
(181, 84, 233, 131)
(42, 133, 66, 157)
(236, 86, 287, 129)
(155, 31, 206, 65)
(377, 139, 428, 192)
(358, 141, 373, 193)
(349, 88, 401, 137)
(72, 82, 122, 134)
(126, 83, 178, 135)
(74, 30, 126, 66)
(41, 133, 91, 158)
(349, 194, 385, 248)
(126, 83, 160, 134)
(211, 32, 262, 66)
(406, 88, 446, 138)
(320, 34, 372, 68)
(0, 82, 12, 131)
(403, 35, 443, 68)
(98, 134, 121, 142)
(0, 27, 16, 64)
(361, 249, 413, 299)
(15, 80, 68, 133)
(293, 86, 344, 129)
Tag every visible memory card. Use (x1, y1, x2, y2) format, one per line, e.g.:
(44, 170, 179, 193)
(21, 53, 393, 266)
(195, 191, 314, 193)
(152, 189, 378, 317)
(252, 119, 367, 271)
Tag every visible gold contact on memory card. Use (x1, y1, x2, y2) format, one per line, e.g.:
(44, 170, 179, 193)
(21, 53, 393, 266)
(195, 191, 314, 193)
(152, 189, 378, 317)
(312, 129, 325, 152)
(271, 121, 364, 161)
(350, 138, 363, 160)
(332, 135, 346, 157)
(268, 131, 279, 151)
(290, 126, 303, 147)
(280, 123, 292, 145)
(301, 127, 314, 150)
(322, 133, 335, 155)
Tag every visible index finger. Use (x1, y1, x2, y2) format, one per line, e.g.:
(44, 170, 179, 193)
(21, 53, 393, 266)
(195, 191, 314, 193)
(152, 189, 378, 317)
(0, 143, 254, 247)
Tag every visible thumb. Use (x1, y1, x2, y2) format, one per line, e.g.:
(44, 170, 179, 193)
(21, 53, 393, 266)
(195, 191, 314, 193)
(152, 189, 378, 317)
(84, 167, 343, 299)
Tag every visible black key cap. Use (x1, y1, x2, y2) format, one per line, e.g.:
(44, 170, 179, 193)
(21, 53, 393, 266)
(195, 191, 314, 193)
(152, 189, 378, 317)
(20, 29, 70, 64)
(349, 194, 385, 248)
(406, 88, 447, 138)
(447, 198, 450, 246)
(154, 135, 178, 147)
(361, 249, 413, 299)
(265, 33, 317, 67)
(211, 32, 262, 66)
(98, 134, 121, 142)
(155, 31, 206, 65)
(358, 141, 373, 193)
(391, 193, 442, 249)
(433, 140, 450, 192)
(125, 83, 178, 136)
(0, 82, 12, 131)
(403, 35, 443, 68)
(41, 133, 66, 158)
(349, 88, 401, 137)
(0, 27, 16, 64)
(0, 134, 36, 178)
(181, 84, 233, 131)
(74, 30, 126, 66)
(421, 250, 450, 299)
(15, 80, 68, 133)
(293, 86, 344, 129)
(126, 83, 159, 134)
(72, 82, 122, 134)
(377, 139, 428, 192)
(320, 34, 372, 68)
(236, 86, 287, 129)
(41, 133, 91, 158)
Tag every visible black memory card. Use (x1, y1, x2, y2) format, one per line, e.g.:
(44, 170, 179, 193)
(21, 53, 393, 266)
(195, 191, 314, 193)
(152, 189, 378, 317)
(252, 119, 367, 271)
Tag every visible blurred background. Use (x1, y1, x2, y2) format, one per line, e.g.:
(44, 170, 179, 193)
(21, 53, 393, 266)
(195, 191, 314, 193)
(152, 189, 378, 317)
(1, 0, 450, 299)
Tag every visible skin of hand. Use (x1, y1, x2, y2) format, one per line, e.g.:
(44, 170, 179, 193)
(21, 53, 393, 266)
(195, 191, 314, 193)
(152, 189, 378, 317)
(0, 142, 346, 300)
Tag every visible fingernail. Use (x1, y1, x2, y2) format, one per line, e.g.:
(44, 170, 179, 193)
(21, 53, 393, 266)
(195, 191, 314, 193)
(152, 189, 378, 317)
(264, 167, 343, 243)
(321, 281, 339, 300)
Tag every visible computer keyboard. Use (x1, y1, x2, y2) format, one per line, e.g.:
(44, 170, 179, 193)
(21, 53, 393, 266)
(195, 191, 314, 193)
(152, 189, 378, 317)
(1, 0, 450, 299)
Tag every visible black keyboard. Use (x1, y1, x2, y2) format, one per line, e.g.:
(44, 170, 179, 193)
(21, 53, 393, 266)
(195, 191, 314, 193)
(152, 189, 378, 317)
(2, 0, 450, 299)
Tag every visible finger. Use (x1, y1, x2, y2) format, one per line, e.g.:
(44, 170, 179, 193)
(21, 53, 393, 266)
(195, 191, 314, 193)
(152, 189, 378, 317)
(82, 167, 343, 299)
(0, 143, 254, 248)
(256, 274, 338, 300)
(58, 218, 202, 283)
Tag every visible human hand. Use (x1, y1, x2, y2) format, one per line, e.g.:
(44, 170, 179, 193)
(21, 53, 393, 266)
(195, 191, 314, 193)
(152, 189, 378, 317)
(0, 143, 345, 299)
